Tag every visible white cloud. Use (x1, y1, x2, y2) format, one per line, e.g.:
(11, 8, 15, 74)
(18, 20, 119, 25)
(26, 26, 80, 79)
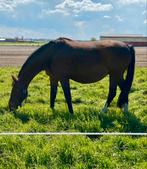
(43, 0, 113, 16)
(115, 15, 123, 22)
(142, 10, 147, 15)
(117, 0, 146, 5)
(144, 19, 147, 24)
(42, 8, 69, 16)
(74, 21, 86, 28)
(104, 15, 111, 19)
(0, 0, 37, 12)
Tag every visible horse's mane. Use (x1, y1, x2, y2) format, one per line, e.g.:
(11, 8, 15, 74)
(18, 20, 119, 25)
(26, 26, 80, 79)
(18, 42, 50, 78)
(56, 37, 73, 41)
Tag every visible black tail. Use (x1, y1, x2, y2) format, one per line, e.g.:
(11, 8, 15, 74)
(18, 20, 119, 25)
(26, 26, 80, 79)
(117, 45, 135, 108)
(125, 45, 135, 91)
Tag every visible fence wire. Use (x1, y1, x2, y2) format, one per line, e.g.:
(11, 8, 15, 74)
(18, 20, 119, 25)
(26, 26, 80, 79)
(0, 132, 146, 136)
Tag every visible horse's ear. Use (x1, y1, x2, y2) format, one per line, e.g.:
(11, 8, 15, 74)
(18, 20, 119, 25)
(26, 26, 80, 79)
(11, 75, 18, 83)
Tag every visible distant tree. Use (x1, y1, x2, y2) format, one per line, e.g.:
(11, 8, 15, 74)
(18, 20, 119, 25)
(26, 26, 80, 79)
(91, 37, 97, 41)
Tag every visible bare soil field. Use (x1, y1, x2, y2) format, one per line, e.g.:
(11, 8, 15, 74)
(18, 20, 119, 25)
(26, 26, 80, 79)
(0, 45, 146, 67)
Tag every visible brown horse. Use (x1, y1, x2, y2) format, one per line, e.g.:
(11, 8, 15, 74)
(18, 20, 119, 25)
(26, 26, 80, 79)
(9, 37, 135, 114)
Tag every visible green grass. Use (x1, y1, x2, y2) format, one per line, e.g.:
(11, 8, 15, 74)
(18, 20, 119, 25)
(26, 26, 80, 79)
(0, 41, 46, 46)
(0, 67, 147, 168)
(0, 135, 147, 169)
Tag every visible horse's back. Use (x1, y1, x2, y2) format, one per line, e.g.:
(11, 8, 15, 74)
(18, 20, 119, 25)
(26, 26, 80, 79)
(49, 38, 132, 82)
(53, 37, 127, 49)
(52, 37, 131, 66)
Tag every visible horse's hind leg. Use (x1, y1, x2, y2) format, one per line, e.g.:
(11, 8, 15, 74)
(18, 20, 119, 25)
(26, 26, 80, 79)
(117, 77, 129, 112)
(101, 75, 117, 113)
(50, 78, 58, 109)
(60, 78, 74, 115)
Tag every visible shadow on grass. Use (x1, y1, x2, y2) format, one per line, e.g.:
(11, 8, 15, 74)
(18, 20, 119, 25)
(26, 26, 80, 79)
(13, 111, 30, 123)
(122, 111, 147, 132)
(13, 107, 71, 126)
(0, 106, 9, 115)
(10, 106, 147, 133)
(98, 110, 147, 133)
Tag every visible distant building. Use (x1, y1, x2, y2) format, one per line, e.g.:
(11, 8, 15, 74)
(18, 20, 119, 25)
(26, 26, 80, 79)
(0, 38, 6, 42)
(5, 38, 17, 42)
(0, 38, 16, 42)
(100, 35, 147, 46)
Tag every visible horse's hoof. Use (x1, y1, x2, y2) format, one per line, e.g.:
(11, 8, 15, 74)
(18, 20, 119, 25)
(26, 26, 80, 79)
(100, 103, 108, 113)
(122, 103, 128, 112)
(100, 106, 108, 113)
(51, 107, 56, 114)
(69, 113, 74, 119)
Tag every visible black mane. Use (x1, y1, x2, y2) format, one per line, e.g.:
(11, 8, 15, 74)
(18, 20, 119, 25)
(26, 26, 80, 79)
(18, 42, 50, 78)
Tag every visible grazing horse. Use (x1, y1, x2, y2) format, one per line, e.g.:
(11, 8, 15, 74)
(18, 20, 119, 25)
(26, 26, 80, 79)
(9, 37, 135, 114)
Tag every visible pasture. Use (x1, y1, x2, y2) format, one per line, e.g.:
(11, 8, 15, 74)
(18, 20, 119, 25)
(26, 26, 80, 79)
(0, 67, 147, 168)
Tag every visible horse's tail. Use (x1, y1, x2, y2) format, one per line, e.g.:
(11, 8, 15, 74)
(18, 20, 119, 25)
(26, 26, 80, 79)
(117, 45, 135, 108)
(125, 45, 135, 91)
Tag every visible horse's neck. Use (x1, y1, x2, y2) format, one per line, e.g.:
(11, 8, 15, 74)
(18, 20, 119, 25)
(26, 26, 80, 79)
(18, 61, 44, 88)
(18, 45, 49, 88)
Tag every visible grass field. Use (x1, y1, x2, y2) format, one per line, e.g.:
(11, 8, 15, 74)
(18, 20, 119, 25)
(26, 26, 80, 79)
(0, 41, 45, 46)
(0, 67, 147, 168)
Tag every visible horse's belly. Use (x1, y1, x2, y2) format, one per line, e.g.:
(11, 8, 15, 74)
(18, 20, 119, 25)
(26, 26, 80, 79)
(70, 68, 108, 84)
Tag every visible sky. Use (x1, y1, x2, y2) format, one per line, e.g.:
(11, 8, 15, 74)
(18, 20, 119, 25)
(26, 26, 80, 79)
(0, 0, 147, 40)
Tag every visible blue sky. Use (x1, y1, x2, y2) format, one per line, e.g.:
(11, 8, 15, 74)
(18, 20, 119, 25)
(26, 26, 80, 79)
(0, 0, 147, 40)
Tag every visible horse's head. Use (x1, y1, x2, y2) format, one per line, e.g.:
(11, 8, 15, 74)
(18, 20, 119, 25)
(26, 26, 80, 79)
(9, 75, 28, 111)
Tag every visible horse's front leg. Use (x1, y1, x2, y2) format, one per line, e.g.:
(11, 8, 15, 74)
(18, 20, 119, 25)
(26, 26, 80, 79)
(60, 78, 74, 115)
(50, 77, 58, 110)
